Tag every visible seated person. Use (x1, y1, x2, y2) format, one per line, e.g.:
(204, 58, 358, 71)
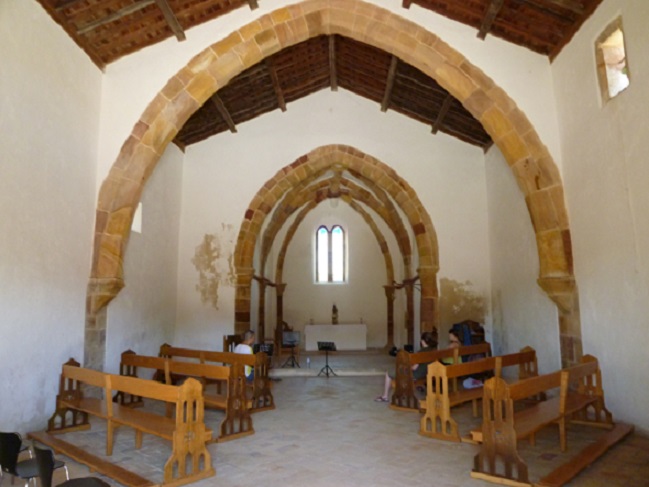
(442, 328, 483, 389)
(374, 331, 438, 402)
(441, 329, 462, 364)
(234, 329, 256, 382)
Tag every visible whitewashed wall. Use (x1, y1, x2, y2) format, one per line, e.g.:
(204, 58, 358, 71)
(485, 147, 560, 372)
(104, 146, 183, 373)
(0, 0, 101, 431)
(176, 90, 491, 348)
(281, 204, 390, 348)
(551, 0, 649, 432)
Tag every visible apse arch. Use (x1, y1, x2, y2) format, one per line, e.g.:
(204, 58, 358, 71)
(260, 176, 412, 275)
(236, 144, 438, 336)
(86, 0, 579, 371)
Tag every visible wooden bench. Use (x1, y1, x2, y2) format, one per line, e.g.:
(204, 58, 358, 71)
(419, 346, 539, 442)
(390, 342, 492, 411)
(45, 359, 214, 487)
(471, 354, 628, 486)
(159, 343, 274, 412)
(118, 350, 253, 442)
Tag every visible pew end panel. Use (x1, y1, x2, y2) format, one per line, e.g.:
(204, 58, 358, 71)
(47, 359, 107, 435)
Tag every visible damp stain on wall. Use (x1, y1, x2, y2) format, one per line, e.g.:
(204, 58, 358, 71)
(439, 277, 486, 328)
(191, 224, 236, 309)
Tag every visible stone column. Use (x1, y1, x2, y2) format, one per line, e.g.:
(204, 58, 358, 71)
(235, 267, 254, 336)
(383, 285, 396, 349)
(257, 279, 266, 343)
(275, 283, 286, 346)
(404, 282, 415, 346)
(418, 265, 439, 335)
(538, 276, 582, 367)
(85, 276, 124, 371)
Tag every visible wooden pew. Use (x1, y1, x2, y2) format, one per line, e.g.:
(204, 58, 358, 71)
(419, 346, 538, 442)
(159, 343, 274, 412)
(118, 351, 253, 442)
(45, 359, 214, 487)
(390, 342, 492, 411)
(471, 354, 625, 487)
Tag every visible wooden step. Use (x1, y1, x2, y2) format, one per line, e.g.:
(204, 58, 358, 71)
(536, 422, 634, 487)
(28, 431, 155, 487)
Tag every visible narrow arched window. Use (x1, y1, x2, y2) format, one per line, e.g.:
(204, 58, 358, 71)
(316, 225, 346, 283)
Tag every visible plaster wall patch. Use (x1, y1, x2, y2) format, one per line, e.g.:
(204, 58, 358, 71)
(191, 225, 236, 309)
(439, 277, 486, 327)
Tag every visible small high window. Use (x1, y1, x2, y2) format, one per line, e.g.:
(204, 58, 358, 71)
(595, 18, 630, 102)
(316, 225, 346, 283)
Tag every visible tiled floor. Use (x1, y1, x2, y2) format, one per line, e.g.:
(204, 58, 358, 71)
(32, 351, 649, 487)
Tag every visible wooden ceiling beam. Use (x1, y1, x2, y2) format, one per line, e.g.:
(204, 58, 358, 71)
(329, 36, 338, 92)
(154, 0, 186, 41)
(544, 0, 584, 15)
(265, 59, 287, 112)
(432, 94, 453, 134)
(381, 56, 399, 112)
(54, 0, 84, 11)
(518, 0, 577, 21)
(210, 95, 237, 133)
(478, 0, 506, 40)
(402, 0, 414, 8)
(77, 0, 155, 36)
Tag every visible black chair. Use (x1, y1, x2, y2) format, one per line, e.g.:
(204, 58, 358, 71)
(0, 433, 68, 487)
(34, 446, 109, 487)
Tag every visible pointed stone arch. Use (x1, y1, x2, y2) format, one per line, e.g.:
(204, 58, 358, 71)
(86, 0, 579, 370)
(235, 144, 438, 338)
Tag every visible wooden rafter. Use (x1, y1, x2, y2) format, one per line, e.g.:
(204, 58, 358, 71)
(77, 0, 155, 36)
(265, 59, 287, 112)
(402, 0, 413, 8)
(247, 0, 259, 9)
(518, 0, 576, 22)
(54, 0, 84, 11)
(381, 56, 399, 112)
(478, 0, 506, 40)
(549, 0, 599, 60)
(210, 94, 237, 133)
(154, 0, 186, 41)
(432, 94, 453, 134)
(329, 36, 338, 92)
(544, 0, 585, 15)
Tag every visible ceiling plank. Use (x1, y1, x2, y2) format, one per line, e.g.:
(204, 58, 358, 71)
(210, 94, 237, 133)
(329, 36, 338, 92)
(77, 0, 155, 36)
(518, 0, 577, 21)
(54, 0, 84, 12)
(154, 0, 186, 41)
(549, 0, 600, 60)
(265, 59, 287, 112)
(544, 0, 585, 15)
(431, 94, 453, 134)
(478, 0, 506, 40)
(381, 56, 399, 112)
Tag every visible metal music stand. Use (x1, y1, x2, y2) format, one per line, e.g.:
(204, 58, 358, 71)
(282, 331, 300, 368)
(317, 341, 337, 377)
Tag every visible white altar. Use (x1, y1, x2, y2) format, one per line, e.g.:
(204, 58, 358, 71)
(305, 324, 367, 351)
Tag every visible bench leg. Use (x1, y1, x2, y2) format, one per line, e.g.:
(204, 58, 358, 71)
(472, 399, 479, 418)
(135, 430, 143, 450)
(559, 419, 567, 452)
(106, 421, 114, 456)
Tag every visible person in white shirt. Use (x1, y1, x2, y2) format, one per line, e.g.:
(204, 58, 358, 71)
(234, 330, 255, 382)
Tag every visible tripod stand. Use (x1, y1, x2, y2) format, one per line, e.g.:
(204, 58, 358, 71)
(281, 342, 300, 368)
(317, 341, 337, 377)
